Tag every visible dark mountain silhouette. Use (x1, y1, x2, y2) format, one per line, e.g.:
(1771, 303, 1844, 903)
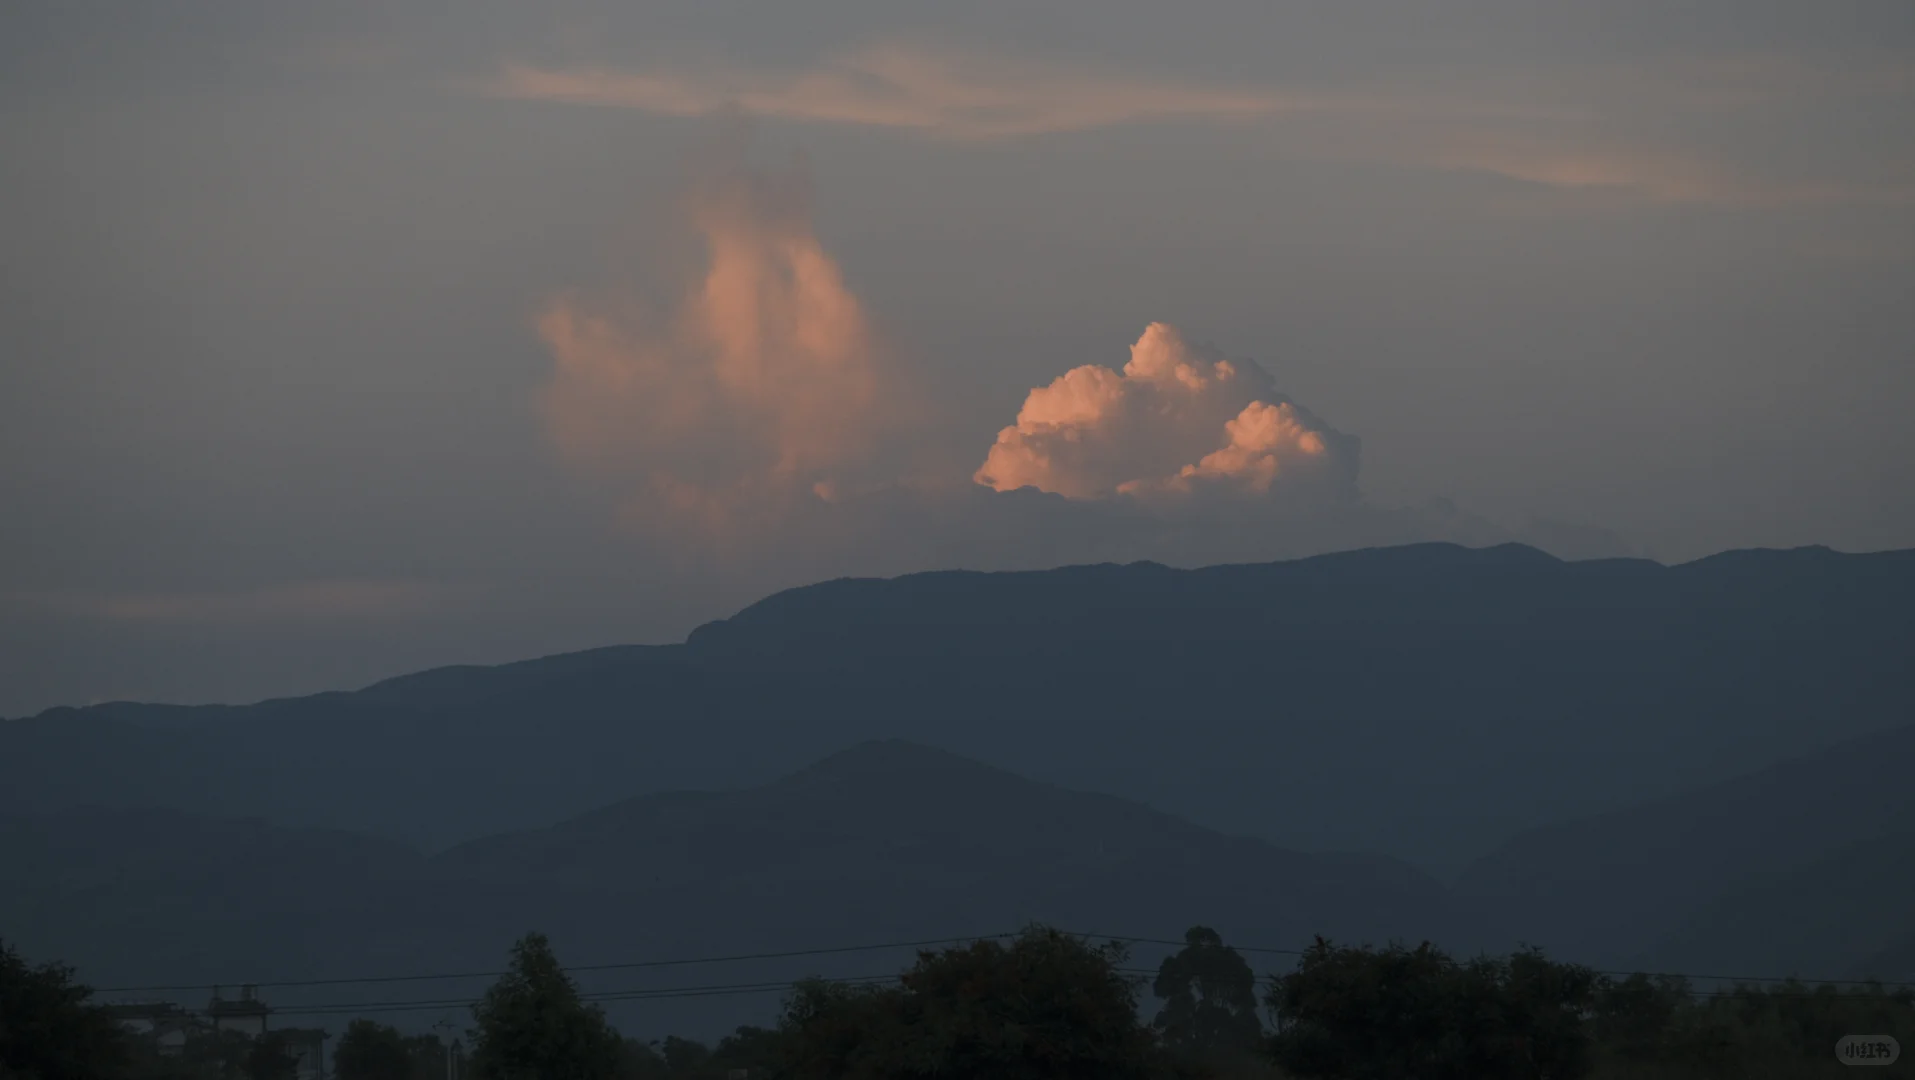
(0, 806, 420, 982)
(1647, 828, 1915, 982)
(4, 541, 1912, 869)
(1454, 721, 1915, 971)
(0, 741, 1472, 1039)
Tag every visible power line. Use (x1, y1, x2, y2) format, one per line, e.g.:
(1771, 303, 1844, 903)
(222, 968, 1178, 1018)
(1088, 933, 1915, 991)
(93, 933, 1020, 995)
(266, 973, 913, 1018)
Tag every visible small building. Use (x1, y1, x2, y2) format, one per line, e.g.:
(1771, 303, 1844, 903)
(276, 1027, 330, 1080)
(113, 985, 326, 1074)
(103, 1001, 200, 1056)
(206, 984, 271, 1037)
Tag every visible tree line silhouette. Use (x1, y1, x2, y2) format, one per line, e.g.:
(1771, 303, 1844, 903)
(5, 928, 1909, 1079)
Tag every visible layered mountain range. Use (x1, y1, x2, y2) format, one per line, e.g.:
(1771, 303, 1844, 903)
(5, 541, 1912, 1033)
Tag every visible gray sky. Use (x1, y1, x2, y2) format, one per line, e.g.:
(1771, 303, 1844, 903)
(3, 1, 1912, 714)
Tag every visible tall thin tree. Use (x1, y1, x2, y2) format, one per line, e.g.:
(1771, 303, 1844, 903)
(469, 933, 622, 1080)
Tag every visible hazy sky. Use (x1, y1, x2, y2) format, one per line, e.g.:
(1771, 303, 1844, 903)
(3, 2, 1912, 714)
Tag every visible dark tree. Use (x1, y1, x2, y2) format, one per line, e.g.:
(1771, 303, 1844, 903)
(0, 939, 128, 1080)
(243, 1033, 299, 1080)
(773, 925, 1175, 1080)
(168, 1030, 291, 1080)
(1268, 937, 1599, 1080)
(334, 1020, 413, 1080)
(607, 1027, 778, 1080)
(658, 1036, 709, 1076)
(610, 1039, 671, 1080)
(773, 978, 892, 1080)
(469, 933, 622, 1080)
(710, 1026, 782, 1076)
(1582, 977, 1915, 1078)
(1479, 946, 1600, 1080)
(399, 1034, 456, 1080)
(1151, 926, 1263, 1064)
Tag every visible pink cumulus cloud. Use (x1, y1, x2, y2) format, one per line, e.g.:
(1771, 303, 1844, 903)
(975, 322, 1358, 501)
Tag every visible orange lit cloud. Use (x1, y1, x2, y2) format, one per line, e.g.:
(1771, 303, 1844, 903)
(539, 155, 907, 534)
(975, 323, 1357, 501)
(1156, 400, 1332, 494)
(484, 43, 1915, 208)
(1401, 132, 1915, 209)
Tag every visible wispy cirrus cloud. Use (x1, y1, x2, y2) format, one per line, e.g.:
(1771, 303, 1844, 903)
(1385, 133, 1915, 209)
(484, 42, 1370, 140)
(480, 41, 1915, 209)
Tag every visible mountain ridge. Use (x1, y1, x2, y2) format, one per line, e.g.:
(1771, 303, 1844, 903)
(0, 739, 1472, 1039)
(10, 541, 1894, 724)
(1456, 720, 1915, 971)
(4, 541, 1910, 873)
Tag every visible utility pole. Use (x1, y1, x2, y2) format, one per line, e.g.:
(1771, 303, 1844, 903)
(432, 1019, 457, 1080)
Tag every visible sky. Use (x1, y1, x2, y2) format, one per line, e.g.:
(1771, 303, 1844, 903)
(2, 1, 1912, 714)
